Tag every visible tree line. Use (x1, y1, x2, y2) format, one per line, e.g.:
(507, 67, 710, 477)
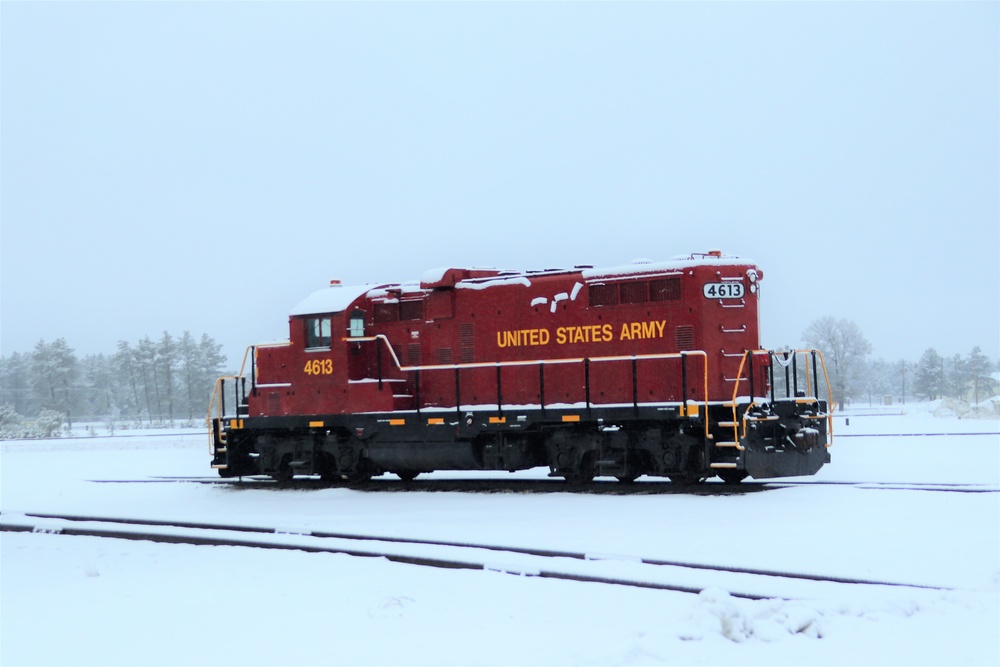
(0, 332, 227, 434)
(802, 316, 999, 408)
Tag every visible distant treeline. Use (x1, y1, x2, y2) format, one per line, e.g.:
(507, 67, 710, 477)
(802, 317, 999, 408)
(0, 333, 227, 430)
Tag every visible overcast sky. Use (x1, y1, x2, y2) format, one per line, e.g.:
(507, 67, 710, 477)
(2, 1, 997, 368)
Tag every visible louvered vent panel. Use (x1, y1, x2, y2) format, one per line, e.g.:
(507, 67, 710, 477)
(400, 300, 424, 321)
(438, 348, 453, 364)
(589, 283, 618, 306)
(374, 303, 399, 322)
(267, 392, 281, 415)
(459, 324, 475, 363)
(675, 325, 695, 351)
(407, 344, 421, 366)
(620, 281, 648, 304)
(650, 277, 681, 301)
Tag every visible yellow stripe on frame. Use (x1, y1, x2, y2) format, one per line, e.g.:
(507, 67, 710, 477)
(389, 419, 406, 426)
(489, 416, 506, 424)
(561, 415, 581, 423)
(427, 418, 445, 425)
(309, 421, 324, 428)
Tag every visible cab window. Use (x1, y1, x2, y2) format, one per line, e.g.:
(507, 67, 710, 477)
(349, 310, 366, 338)
(305, 317, 332, 349)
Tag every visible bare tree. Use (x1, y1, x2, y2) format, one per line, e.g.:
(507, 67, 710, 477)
(802, 317, 872, 410)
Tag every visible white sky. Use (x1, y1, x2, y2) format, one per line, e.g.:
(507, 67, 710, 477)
(2, 2, 997, 367)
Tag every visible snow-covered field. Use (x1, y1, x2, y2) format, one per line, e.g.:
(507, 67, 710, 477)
(2, 404, 998, 666)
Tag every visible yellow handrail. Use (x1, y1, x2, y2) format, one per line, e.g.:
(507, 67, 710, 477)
(208, 336, 717, 449)
(727, 349, 834, 451)
(206, 342, 293, 452)
(347, 334, 712, 436)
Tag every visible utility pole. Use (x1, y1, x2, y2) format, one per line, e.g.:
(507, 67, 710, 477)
(901, 361, 907, 405)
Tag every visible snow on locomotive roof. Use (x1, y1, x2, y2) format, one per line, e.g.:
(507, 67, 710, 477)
(289, 283, 380, 316)
(292, 252, 755, 315)
(582, 252, 755, 280)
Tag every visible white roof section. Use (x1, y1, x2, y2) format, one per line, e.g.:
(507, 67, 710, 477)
(581, 253, 755, 281)
(289, 284, 379, 317)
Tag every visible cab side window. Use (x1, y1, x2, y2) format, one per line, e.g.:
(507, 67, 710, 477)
(349, 310, 366, 338)
(305, 317, 332, 349)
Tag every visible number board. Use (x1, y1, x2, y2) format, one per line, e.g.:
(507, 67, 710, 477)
(702, 282, 745, 299)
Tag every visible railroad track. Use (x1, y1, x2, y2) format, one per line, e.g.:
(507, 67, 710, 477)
(1, 511, 953, 601)
(88, 476, 1000, 494)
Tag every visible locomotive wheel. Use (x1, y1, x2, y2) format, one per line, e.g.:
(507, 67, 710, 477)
(615, 474, 638, 484)
(395, 470, 420, 482)
(343, 458, 375, 483)
(564, 471, 594, 484)
(717, 469, 749, 484)
(269, 455, 294, 483)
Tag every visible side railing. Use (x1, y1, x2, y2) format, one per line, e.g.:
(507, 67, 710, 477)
(725, 349, 834, 451)
(347, 334, 712, 437)
(207, 342, 290, 454)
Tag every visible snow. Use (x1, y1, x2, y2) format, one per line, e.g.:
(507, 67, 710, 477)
(2, 406, 998, 666)
(583, 254, 756, 281)
(289, 283, 381, 316)
(455, 275, 533, 291)
(421, 266, 453, 285)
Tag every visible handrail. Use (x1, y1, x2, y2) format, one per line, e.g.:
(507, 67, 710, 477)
(727, 349, 834, 451)
(208, 335, 715, 447)
(346, 334, 711, 436)
(207, 342, 292, 452)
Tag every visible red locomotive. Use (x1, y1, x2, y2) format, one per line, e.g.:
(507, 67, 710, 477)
(209, 251, 833, 484)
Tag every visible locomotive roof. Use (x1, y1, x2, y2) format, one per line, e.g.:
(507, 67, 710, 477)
(289, 283, 381, 317)
(582, 253, 756, 280)
(289, 252, 756, 316)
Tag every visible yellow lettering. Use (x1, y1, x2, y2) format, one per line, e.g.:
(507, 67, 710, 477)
(631, 322, 642, 339)
(603, 324, 613, 342)
(497, 328, 552, 348)
(620, 323, 631, 340)
(304, 359, 333, 375)
(655, 320, 666, 337)
(641, 321, 657, 339)
(556, 327, 567, 345)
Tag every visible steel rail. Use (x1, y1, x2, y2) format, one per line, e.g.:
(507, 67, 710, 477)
(2, 512, 952, 595)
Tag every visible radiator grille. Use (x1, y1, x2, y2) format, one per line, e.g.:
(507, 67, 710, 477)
(588, 283, 618, 307)
(650, 277, 681, 301)
(619, 281, 648, 304)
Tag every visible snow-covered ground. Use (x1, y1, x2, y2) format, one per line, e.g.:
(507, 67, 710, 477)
(2, 403, 998, 666)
